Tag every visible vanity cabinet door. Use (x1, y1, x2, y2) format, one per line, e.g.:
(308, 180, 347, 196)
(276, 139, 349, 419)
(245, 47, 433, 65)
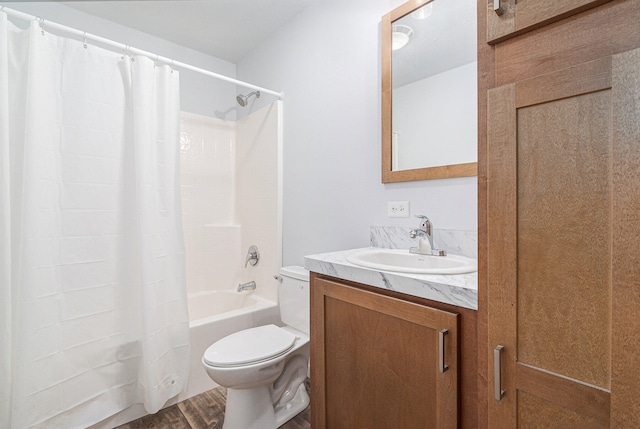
(487, 0, 612, 43)
(486, 48, 640, 427)
(310, 276, 458, 429)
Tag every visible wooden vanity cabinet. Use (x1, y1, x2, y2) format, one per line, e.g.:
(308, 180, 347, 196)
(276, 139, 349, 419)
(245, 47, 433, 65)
(310, 273, 478, 429)
(479, 0, 640, 427)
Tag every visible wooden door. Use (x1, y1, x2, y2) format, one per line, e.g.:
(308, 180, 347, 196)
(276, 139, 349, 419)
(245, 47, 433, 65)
(487, 48, 640, 427)
(487, 0, 613, 43)
(311, 277, 459, 429)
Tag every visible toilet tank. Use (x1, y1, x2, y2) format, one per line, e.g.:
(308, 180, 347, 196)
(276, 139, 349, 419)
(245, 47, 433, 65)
(278, 266, 310, 335)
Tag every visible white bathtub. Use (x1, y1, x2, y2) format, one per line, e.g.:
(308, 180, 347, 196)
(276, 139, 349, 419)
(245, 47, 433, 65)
(188, 290, 275, 325)
(179, 290, 280, 401)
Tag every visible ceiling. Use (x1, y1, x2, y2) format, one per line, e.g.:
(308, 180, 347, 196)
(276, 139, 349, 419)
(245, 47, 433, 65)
(60, 0, 317, 63)
(58, 0, 475, 86)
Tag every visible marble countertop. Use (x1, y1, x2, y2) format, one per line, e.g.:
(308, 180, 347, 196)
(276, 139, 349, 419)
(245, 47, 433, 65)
(304, 247, 478, 310)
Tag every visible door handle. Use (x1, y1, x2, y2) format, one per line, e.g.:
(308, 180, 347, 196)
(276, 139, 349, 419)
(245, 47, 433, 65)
(494, 345, 506, 401)
(494, 0, 505, 16)
(439, 329, 449, 373)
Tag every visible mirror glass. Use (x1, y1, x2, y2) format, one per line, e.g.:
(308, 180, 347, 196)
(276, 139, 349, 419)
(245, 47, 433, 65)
(382, 0, 477, 182)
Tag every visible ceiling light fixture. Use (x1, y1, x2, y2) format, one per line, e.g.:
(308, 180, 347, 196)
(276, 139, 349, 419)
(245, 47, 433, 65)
(412, 2, 433, 20)
(392, 24, 414, 50)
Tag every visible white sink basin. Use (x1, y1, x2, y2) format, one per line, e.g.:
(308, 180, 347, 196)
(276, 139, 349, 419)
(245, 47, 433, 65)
(346, 248, 477, 275)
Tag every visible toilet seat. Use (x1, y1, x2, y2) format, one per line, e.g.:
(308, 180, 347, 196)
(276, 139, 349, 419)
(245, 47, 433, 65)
(203, 324, 296, 368)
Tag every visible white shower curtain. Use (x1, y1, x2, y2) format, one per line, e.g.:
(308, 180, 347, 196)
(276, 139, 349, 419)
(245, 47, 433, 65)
(0, 13, 190, 429)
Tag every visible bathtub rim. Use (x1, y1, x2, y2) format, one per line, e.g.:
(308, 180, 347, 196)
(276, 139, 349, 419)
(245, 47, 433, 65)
(188, 290, 278, 329)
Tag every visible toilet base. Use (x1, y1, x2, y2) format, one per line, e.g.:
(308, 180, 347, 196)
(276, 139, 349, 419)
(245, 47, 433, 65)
(222, 383, 310, 429)
(223, 385, 275, 429)
(274, 383, 310, 427)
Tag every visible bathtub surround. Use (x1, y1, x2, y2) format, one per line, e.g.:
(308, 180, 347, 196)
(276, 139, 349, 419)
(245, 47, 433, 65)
(235, 101, 283, 305)
(0, 14, 189, 429)
(180, 103, 282, 305)
(180, 113, 240, 293)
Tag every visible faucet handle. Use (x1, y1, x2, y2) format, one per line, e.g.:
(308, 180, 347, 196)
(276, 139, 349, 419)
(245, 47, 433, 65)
(409, 215, 429, 238)
(244, 245, 260, 267)
(414, 214, 432, 233)
(415, 214, 431, 226)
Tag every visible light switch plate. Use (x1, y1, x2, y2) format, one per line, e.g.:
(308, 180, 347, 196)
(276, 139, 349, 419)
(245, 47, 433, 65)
(388, 201, 410, 217)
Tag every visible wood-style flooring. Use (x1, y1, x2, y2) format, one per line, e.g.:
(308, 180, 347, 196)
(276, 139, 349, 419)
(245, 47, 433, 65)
(115, 386, 311, 429)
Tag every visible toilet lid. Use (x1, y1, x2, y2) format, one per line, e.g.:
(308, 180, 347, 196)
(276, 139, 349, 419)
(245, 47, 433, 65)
(203, 324, 296, 367)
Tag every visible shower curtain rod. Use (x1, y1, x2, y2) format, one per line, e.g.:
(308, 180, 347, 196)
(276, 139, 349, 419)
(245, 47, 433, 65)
(0, 6, 283, 99)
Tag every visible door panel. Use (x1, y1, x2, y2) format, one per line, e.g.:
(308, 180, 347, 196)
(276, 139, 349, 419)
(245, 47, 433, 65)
(311, 277, 459, 429)
(487, 49, 640, 427)
(517, 91, 611, 389)
(518, 391, 605, 429)
(324, 296, 437, 428)
(517, 363, 610, 425)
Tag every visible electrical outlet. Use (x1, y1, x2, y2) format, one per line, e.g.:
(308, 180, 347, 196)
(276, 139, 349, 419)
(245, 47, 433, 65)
(387, 201, 410, 218)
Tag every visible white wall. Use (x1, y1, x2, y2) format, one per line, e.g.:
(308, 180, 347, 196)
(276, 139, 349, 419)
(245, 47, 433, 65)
(237, 0, 478, 266)
(1, 1, 237, 118)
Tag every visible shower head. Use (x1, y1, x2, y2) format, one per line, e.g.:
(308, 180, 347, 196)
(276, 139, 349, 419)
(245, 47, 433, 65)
(236, 91, 261, 107)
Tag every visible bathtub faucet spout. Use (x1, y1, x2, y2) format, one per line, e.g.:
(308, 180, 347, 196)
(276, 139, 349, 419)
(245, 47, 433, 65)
(237, 281, 257, 293)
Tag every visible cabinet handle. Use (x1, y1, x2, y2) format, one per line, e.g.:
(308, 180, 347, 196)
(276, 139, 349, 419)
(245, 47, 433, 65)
(494, 0, 504, 16)
(439, 329, 449, 373)
(494, 345, 506, 401)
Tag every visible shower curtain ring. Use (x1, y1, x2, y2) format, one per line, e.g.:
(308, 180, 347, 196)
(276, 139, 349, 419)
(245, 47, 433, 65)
(125, 45, 134, 62)
(36, 17, 45, 36)
(83, 32, 88, 49)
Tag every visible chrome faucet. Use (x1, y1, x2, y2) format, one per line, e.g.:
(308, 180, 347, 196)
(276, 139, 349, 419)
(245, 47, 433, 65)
(409, 215, 447, 256)
(237, 281, 256, 292)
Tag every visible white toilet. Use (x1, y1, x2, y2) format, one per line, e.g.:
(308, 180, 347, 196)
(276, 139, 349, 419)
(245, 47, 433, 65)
(202, 266, 310, 429)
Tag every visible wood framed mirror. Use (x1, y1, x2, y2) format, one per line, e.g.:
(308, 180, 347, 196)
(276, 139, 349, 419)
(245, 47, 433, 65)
(382, 0, 478, 183)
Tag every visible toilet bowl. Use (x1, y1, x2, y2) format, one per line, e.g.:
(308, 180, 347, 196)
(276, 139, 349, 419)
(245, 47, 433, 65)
(202, 267, 310, 429)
